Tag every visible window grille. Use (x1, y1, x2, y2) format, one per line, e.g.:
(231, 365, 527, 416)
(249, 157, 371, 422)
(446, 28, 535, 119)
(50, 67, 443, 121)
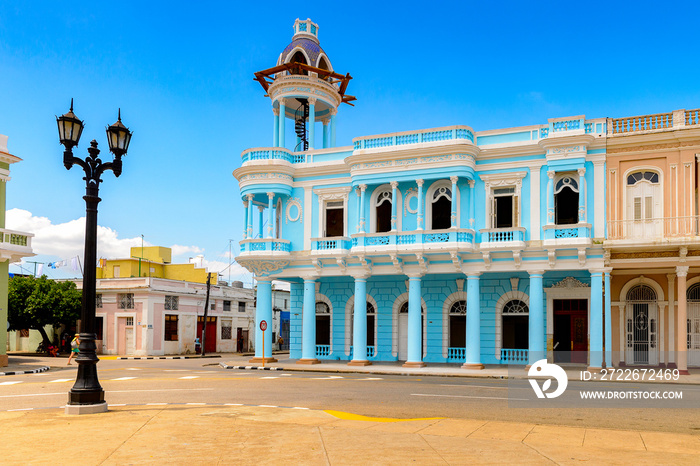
(118, 293, 134, 309)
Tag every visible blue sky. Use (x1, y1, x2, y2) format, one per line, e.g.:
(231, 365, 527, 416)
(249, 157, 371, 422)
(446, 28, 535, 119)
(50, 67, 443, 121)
(1, 1, 699, 284)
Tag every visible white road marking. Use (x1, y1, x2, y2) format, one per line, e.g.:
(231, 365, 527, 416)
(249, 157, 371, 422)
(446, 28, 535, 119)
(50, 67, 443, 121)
(291, 407, 309, 410)
(258, 405, 278, 408)
(48, 379, 73, 383)
(111, 377, 136, 381)
(146, 403, 167, 405)
(356, 377, 383, 380)
(8, 408, 33, 411)
(186, 403, 206, 405)
(110, 404, 126, 407)
(279, 374, 292, 377)
(164, 370, 189, 372)
(0, 381, 22, 386)
(0, 392, 65, 398)
(260, 376, 279, 379)
(411, 393, 528, 401)
(224, 403, 243, 406)
(311, 376, 343, 380)
(125, 368, 141, 371)
(179, 376, 199, 379)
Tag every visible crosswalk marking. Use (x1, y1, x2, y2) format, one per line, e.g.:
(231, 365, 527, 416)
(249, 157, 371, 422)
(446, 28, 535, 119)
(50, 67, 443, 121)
(111, 377, 136, 381)
(48, 379, 73, 383)
(0, 381, 22, 386)
(179, 376, 199, 379)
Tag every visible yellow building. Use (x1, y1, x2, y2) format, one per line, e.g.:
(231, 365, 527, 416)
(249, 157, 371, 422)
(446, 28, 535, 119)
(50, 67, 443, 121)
(96, 246, 210, 284)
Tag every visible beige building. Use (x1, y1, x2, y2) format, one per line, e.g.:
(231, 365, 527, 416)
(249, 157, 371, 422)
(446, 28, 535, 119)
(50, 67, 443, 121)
(606, 107, 700, 372)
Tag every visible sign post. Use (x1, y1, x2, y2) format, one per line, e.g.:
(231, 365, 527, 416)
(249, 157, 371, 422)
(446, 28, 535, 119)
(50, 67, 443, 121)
(260, 320, 268, 368)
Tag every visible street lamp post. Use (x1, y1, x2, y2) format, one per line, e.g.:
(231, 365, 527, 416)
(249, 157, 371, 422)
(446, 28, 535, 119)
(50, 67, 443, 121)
(57, 99, 132, 414)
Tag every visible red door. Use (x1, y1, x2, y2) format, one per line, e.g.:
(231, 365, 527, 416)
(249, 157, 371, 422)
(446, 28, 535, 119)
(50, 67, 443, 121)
(197, 316, 217, 353)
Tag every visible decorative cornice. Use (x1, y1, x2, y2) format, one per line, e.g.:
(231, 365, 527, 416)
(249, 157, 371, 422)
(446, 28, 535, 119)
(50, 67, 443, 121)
(551, 277, 588, 288)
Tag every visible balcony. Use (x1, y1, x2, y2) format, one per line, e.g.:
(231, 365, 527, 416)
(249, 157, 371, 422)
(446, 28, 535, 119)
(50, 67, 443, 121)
(542, 223, 592, 247)
(353, 126, 475, 150)
(311, 237, 352, 254)
(239, 238, 291, 255)
(500, 349, 528, 364)
(607, 216, 700, 246)
(241, 147, 306, 164)
(479, 227, 526, 250)
(447, 347, 465, 362)
(351, 229, 475, 253)
(0, 228, 34, 262)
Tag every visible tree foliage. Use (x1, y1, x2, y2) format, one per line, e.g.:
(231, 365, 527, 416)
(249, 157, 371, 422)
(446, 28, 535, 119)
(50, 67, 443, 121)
(8, 276, 82, 349)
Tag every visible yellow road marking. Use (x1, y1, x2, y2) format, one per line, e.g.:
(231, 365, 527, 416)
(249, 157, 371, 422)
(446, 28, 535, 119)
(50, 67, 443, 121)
(324, 410, 443, 423)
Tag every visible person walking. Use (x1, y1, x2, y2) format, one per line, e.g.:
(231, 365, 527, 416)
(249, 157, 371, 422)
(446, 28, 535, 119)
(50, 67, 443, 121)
(67, 334, 79, 365)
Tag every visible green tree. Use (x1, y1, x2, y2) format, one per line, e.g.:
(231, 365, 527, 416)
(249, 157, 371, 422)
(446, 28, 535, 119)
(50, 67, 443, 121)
(8, 276, 81, 352)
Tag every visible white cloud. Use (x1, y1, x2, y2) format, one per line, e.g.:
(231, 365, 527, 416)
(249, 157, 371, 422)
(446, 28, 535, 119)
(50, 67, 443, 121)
(6, 208, 144, 260)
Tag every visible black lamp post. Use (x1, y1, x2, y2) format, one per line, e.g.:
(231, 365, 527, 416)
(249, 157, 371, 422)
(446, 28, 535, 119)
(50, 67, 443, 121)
(57, 99, 132, 414)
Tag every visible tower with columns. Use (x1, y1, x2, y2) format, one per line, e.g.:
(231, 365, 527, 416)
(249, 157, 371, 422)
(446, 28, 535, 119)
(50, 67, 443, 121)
(234, 19, 700, 375)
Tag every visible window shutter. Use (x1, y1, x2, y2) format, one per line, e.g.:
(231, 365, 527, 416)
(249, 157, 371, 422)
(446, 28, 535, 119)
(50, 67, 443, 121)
(513, 195, 519, 227)
(645, 196, 653, 219)
(491, 195, 496, 228)
(634, 197, 642, 220)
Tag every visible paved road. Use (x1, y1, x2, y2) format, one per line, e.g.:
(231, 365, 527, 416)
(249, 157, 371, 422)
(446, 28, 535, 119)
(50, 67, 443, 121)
(2, 358, 700, 434)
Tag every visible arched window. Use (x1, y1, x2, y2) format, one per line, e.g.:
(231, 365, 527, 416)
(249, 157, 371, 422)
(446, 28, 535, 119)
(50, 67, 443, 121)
(625, 170, 661, 238)
(431, 186, 452, 230)
(289, 50, 308, 75)
(554, 174, 579, 225)
(688, 283, 700, 356)
(375, 190, 392, 233)
(625, 284, 658, 365)
(449, 300, 466, 348)
(316, 302, 330, 346)
(502, 300, 528, 350)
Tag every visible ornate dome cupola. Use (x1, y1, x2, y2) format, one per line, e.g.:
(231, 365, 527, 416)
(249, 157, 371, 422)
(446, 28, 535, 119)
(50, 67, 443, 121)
(254, 18, 355, 151)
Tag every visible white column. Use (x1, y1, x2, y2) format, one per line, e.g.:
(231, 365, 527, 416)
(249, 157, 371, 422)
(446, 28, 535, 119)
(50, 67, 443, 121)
(308, 97, 316, 150)
(266, 193, 274, 238)
(279, 98, 286, 149)
(417, 179, 424, 230)
(468, 180, 475, 228)
(246, 194, 254, 238)
(359, 184, 367, 233)
(242, 200, 249, 239)
(450, 176, 458, 228)
(677, 266, 689, 374)
(390, 181, 398, 231)
(668, 273, 676, 365)
(547, 170, 555, 224)
(578, 167, 587, 223)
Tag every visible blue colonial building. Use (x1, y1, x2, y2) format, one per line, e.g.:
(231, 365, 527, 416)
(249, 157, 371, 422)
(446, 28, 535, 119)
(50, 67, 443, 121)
(234, 19, 609, 370)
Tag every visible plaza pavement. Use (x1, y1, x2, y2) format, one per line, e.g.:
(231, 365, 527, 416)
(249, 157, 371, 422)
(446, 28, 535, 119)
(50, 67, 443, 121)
(1, 403, 700, 464)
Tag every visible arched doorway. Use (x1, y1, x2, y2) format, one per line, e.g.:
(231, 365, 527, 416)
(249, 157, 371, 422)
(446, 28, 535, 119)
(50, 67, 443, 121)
(625, 284, 658, 366)
(687, 283, 700, 367)
(554, 175, 579, 225)
(375, 190, 392, 233)
(502, 299, 529, 351)
(316, 302, 330, 350)
(431, 187, 452, 230)
(449, 300, 466, 349)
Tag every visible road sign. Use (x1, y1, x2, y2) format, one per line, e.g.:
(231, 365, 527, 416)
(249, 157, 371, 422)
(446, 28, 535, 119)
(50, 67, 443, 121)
(260, 320, 268, 331)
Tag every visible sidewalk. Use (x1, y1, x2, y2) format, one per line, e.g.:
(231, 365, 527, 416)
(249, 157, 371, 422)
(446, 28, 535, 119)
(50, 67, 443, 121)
(1, 404, 699, 464)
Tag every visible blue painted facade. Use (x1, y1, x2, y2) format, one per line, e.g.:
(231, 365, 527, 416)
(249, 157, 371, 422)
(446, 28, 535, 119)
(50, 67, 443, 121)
(234, 20, 610, 369)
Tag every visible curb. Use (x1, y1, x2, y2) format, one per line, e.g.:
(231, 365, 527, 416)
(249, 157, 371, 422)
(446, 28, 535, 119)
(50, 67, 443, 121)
(115, 355, 223, 360)
(0, 366, 50, 376)
(219, 363, 283, 371)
